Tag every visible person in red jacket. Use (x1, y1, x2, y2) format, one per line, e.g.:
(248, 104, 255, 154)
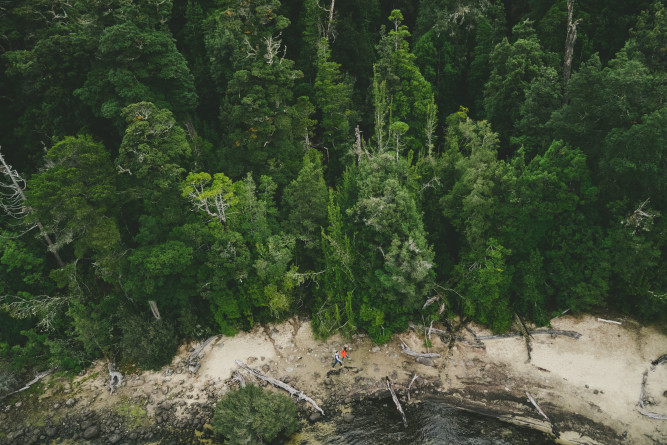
(341, 346, 348, 363)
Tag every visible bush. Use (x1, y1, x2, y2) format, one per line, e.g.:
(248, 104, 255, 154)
(120, 316, 178, 370)
(212, 385, 299, 445)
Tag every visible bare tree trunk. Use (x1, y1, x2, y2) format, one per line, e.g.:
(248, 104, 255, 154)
(236, 360, 325, 415)
(386, 376, 408, 427)
(148, 300, 161, 320)
(325, 0, 336, 42)
(563, 0, 582, 89)
(108, 362, 123, 395)
(0, 147, 65, 267)
(399, 338, 440, 358)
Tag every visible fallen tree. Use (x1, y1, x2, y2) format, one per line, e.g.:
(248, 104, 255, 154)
(399, 338, 440, 358)
(236, 360, 324, 416)
(386, 376, 408, 427)
(477, 329, 581, 341)
(189, 335, 220, 374)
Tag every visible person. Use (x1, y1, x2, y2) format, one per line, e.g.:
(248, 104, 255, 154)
(332, 350, 343, 368)
(341, 346, 348, 363)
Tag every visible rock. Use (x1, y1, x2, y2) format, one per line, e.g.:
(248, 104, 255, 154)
(108, 433, 122, 444)
(162, 386, 169, 395)
(261, 364, 270, 373)
(286, 367, 294, 373)
(416, 357, 435, 367)
(342, 413, 354, 423)
(371, 346, 380, 353)
(593, 389, 599, 394)
(65, 398, 76, 407)
(309, 413, 322, 422)
(81, 420, 93, 430)
(82, 426, 99, 440)
(247, 356, 257, 364)
(45, 427, 57, 437)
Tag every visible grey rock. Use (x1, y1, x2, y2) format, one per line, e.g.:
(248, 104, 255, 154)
(108, 433, 122, 444)
(309, 413, 322, 422)
(45, 427, 57, 437)
(342, 413, 354, 423)
(81, 420, 93, 430)
(65, 398, 76, 407)
(82, 425, 99, 439)
(416, 357, 435, 367)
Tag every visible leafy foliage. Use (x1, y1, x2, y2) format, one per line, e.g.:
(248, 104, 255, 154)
(212, 385, 299, 445)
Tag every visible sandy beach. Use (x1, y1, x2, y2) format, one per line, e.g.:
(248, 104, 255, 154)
(1, 314, 665, 444)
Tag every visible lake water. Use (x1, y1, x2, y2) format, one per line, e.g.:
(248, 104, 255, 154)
(291, 396, 556, 444)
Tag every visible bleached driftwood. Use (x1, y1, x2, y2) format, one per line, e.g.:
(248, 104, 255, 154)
(477, 329, 582, 341)
(399, 339, 440, 358)
(636, 368, 667, 420)
(597, 318, 621, 325)
(108, 362, 122, 395)
(232, 371, 246, 388)
(526, 391, 550, 422)
(188, 335, 219, 374)
(651, 354, 667, 367)
(638, 408, 667, 420)
(386, 376, 408, 427)
(236, 360, 324, 416)
(407, 374, 418, 402)
(0, 371, 51, 401)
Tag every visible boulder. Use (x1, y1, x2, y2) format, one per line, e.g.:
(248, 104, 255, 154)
(82, 425, 99, 440)
(108, 433, 122, 444)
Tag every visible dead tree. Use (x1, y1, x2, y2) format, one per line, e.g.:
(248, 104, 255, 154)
(399, 338, 440, 358)
(386, 376, 408, 427)
(188, 335, 219, 374)
(108, 362, 123, 395)
(0, 147, 64, 267)
(526, 391, 550, 423)
(236, 360, 325, 415)
(148, 300, 161, 320)
(407, 374, 418, 402)
(563, 0, 582, 88)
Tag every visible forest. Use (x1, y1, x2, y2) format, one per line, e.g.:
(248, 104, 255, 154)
(0, 0, 665, 381)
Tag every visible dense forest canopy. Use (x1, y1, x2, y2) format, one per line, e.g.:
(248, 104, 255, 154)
(0, 0, 665, 377)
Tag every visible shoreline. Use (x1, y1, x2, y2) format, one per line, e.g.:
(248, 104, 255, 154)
(0, 314, 665, 444)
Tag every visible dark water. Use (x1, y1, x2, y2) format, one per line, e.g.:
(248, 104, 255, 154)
(293, 397, 556, 444)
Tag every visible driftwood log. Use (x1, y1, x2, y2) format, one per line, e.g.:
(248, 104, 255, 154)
(236, 360, 324, 416)
(477, 329, 581, 341)
(637, 367, 667, 420)
(526, 391, 550, 423)
(400, 339, 440, 358)
(597, 318, 621, 325)
(386, 376, 408, 427)
(0, 371, 51, 401)
(407, 374, 418, 401)
(188, 335, 219, 374)
(651, 354, 667, 367)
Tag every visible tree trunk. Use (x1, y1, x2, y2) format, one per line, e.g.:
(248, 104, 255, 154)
(236, 360, 325, 415)
(0, 147, 65, 267)
(386, 376, 408, 427)
(563, 0, 582, 89)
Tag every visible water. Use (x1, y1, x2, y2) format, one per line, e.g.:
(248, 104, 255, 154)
(292, 396, 556, 444)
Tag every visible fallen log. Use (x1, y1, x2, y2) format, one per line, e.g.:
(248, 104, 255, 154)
(407, 374, 418, 401)
(477, 329, 581, 341)
(189, 335, 220, 374)
(400, 339, 440, 358)
(526, 391, 550, 423)
(638, 408, 667, 420)
(0, 371, 51, 401)
(236, 360, 324, 416)
(386, 376, 408, 427)
(232, 371, 246, 388)
(597, 318, 621, 325)
(651, 354, 667, 367)
(515, 313, 532, 362)
(638, 369, 648, 409)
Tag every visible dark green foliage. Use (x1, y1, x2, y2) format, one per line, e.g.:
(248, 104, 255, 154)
(212, 384, 298, 444)
(120, 316, 178, 371)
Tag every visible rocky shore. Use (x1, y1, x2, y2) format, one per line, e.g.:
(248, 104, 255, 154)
(1, 315, 665, 444)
